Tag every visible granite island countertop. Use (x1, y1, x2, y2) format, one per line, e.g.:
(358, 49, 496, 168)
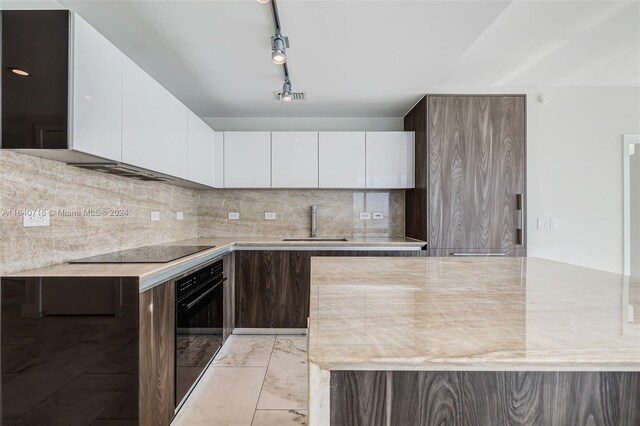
(308, 256, 640, 371)
(3, 236, 426, 291)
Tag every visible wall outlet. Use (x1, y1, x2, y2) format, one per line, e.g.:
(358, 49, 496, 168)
(372, 212, 384, 220)
(264, 212, 276, 220)
(359, 212, 371, 220)
(228, 212, 240, 220)
(23, 209, 50, 227)
(537, 218, 550, 230)
(550, 218, 560, 230)
(150, 211, 160, 222)
(176, 211, 184, 220)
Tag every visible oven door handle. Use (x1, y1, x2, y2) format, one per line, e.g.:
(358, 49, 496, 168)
(183, 278, 226, 310)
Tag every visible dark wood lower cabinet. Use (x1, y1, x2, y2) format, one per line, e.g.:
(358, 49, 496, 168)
(235, 250, 425, 328)
(330, 370, 640, 426)
(139, 280, 175, 426)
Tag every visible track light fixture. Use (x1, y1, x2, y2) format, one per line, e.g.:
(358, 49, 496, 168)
(271, 35, 288, 65)
(281, 81, 293, 102)
(266, 0, 304, 102)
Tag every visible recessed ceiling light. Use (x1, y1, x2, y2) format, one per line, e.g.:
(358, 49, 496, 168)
(257, 0, 269, 3)
(8, 67, 30, 77)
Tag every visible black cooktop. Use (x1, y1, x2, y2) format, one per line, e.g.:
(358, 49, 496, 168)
(69, 245, 215, 264)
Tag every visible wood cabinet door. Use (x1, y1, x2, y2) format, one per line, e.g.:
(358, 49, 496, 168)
(427, 96, 525, 252)
(235, 250, 425, 328)
(139, 281, 175, 426)
(235, 250, 310, 328)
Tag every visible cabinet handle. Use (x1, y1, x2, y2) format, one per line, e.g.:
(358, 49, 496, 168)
(449, 253, 506, 257)
(516, 194, 524, 246)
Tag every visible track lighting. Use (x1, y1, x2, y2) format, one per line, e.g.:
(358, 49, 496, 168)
(281, 81, 292, 102)
(266, 0, 304, 102)
(271, 35, 288, 65)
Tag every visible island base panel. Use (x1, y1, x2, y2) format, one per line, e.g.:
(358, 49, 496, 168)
(330, 370, 639, 426)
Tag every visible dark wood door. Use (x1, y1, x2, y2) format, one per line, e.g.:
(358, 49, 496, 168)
(235, 250, 425, 328)
(427, 95, 525, 253)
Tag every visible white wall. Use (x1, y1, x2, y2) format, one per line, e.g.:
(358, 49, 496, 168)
(203, 116, 403, 131)
(526, 87, 639, 274)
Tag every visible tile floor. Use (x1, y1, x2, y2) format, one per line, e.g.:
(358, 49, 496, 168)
(171, 334, 308, 426)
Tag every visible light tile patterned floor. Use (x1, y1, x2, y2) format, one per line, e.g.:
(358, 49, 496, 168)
(171, 335, 308, 426)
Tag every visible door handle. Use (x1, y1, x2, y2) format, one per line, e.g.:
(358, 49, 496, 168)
(184, 278, 226, 310)
(516, 194, 524, 246)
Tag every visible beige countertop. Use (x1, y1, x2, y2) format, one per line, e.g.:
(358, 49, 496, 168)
(3, 236, 425, 291)
(308, 257, 640, 371)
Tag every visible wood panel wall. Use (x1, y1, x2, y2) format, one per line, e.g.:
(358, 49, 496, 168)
(139, 281, 175, 426)
(331, 370, 640, 426)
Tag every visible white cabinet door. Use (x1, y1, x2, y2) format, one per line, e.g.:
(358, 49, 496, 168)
(72, 14, 123, 162)
(223, 132, 271, 188)
(318, 132, 365, 188)
(271, 132, 318, 188)
(214, 131, 224, 188)
(187, 110, 215, 186)
(365, 132, 415, 189)
(122, 56, 188, 179)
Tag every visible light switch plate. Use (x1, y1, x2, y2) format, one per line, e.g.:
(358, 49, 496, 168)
(228, 212, 240, 220)
(176, 212, 184, 220)
(23, 209, 50, 227)
(359, 212, 371, 220)
(537, 218, 550, 230)
(264, 212, 276, 220)
(550, 218, 560, 230)
(372, 212, 384, 220)
(150, 211, 160, 222)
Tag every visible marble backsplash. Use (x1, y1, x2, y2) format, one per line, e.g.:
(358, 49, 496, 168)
(0, 151, 405, 274)
(197, 189, 404, 238)
(0, 151, 200, 274)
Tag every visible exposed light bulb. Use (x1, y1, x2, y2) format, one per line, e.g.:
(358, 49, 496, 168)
(272, 50, 286, 65)
(271, 35, 287, 64)
(281, 81, 293, 102)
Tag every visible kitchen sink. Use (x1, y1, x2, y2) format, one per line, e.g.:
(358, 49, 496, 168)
(282, 237, 348, 242)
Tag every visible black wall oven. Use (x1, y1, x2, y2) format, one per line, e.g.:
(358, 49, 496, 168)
(175, 259, 225, 405)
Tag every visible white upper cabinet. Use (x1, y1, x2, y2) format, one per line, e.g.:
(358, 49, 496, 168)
(214, 131, 224, 188)
(71, 14, 123, 162)
(365, 132, 414, 189)
(187, 111, 215, 186)
(318, 132, 366, 188)
(122, 56, 189, 179)
(224, 132, 271, 188)
(271, 132, 319, 188)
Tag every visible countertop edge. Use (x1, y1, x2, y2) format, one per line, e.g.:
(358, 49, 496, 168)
(3, 238, 427, 292)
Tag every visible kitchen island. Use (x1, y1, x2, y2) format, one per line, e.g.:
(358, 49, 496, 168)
(308, 257, 640, 425)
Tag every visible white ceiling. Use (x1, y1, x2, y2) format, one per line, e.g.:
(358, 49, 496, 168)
(57, 0, 639, 118)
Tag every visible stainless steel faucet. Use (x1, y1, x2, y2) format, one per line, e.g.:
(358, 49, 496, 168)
(310, 205, 317, 238)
